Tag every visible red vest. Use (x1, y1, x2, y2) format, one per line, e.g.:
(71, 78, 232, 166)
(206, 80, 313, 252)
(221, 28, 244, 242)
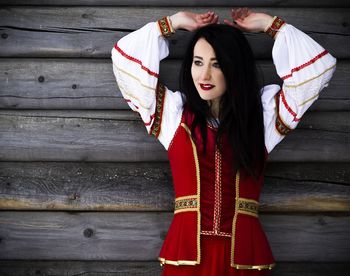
(158, 108, 275, 270)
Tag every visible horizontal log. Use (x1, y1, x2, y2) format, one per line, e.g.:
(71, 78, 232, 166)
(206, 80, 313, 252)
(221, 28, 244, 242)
(0, 59, 347, 110)
(0, 110, 349, 162)
(0, 8, 348, 58)
(2, 0, 350, 7)
(0, 162, 349, 212)
(0, 212, 349, 261)
(0, 261, 350, 276)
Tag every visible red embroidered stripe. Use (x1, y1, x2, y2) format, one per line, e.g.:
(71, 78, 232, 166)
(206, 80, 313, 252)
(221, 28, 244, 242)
(281, 50, 329, 80)
(144, 114, 156, 126)
(125, 99, 139, 109)
(280, 89, 300, 122)
(114, 44, 159, 78)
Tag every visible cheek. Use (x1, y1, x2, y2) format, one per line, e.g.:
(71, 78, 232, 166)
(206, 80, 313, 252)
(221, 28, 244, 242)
(215, 72, 227, 92)
(191, 65, 199, 81)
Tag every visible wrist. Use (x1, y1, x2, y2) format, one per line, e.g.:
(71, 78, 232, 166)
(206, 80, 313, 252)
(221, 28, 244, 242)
(263, 15, 275, 32)
(169, 13, 181, 30)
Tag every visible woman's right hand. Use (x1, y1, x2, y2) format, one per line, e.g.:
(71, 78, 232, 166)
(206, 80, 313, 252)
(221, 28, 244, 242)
(170, 11, 219, 32)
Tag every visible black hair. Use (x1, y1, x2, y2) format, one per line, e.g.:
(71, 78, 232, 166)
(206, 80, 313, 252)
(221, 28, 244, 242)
(179, 24, 265, 178)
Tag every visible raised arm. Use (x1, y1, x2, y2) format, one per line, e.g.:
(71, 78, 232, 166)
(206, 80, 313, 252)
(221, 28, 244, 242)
(111, 12, 218, 150)
(225, 8, 337, 153)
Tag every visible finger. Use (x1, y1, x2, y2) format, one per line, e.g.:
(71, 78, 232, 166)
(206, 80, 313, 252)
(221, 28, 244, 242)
(242, 7, 249, 16)
(231, 8, 238, 20)
(212, 14, 219, 23)
(202, 13, 214, 22)
(199, 11, 212, 18)
(235, 8, 242, 19)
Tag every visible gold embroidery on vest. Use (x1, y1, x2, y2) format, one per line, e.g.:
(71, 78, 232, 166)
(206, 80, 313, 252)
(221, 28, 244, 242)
(174, 195, 198, 214)
(213, 144, 222, 235)
(237, 198, 259, 218)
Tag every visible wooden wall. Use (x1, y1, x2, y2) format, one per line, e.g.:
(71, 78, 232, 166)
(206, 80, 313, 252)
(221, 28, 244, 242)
(0, 1, 349, 275)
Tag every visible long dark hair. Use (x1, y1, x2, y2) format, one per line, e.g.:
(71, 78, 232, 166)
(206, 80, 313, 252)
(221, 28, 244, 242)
(179, 24, 265, 178)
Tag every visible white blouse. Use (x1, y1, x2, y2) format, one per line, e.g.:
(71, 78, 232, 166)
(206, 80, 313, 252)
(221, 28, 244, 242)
(111, 21, 336, 153)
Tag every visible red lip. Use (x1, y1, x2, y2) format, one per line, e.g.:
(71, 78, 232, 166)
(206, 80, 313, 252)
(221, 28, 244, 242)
(199, 83, 215, 90)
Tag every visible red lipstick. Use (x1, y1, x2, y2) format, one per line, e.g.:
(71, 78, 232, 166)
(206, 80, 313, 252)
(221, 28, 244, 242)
(199, 83, 215, 90)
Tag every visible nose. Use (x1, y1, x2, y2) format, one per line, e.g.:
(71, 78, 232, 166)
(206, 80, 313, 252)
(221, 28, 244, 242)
(200, 65, 211, 81)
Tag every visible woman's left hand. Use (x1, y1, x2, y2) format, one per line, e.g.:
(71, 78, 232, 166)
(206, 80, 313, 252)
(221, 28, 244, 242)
(223, 8, 274, 33)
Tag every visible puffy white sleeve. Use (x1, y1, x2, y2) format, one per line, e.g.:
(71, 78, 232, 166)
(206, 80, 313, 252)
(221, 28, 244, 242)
(262, 23, 337, 153)
(111, 22, 184, 150)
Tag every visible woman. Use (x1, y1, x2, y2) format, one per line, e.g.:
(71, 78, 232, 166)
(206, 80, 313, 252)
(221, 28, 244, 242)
(111, 8, 336, 276)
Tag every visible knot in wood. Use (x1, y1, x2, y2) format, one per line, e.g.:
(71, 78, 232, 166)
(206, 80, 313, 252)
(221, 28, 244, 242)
(69, 193, 79, 200)
(83, 228, 94, 238)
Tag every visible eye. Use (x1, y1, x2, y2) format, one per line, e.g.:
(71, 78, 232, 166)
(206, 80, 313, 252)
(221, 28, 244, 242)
(193, 60, 202, 66)
(212, 62, 220, 68)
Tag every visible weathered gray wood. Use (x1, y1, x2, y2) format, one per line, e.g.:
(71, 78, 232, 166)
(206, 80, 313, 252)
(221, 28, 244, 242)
(0, 261, 349, 276)
(0, 212, 349, 261)
(2, 0, 350, 7)
(0, 110, 349, 162)
(1, 27, 347, 59)
(0, 59, 347, 110)
(0, 8, 348, 58)
(271, 263, 350, 276)
(0, 162, 349, 212)
(265, 162, 350, 185)
(0, 261, 162, 276)
(0, 7, 347, 34)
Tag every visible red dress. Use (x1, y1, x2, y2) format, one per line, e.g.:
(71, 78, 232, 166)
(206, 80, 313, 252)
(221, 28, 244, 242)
(159, 108, 274, 275)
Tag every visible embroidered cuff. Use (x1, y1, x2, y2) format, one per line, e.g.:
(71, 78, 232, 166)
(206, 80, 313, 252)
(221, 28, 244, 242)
(264, 16, 286, 39)
(157, 16, 175, 38)
(150, 82, 166, 138)
(275, 92, 292, 136)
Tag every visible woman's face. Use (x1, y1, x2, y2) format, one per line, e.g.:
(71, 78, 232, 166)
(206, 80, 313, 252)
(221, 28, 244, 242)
(191, 38, 227, 104)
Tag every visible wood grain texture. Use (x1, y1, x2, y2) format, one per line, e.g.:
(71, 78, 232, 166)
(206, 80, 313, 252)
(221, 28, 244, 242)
(0, 162, 349, 212)
(0, 110, 349, 162)
(0, 59, 347, 110)
(0, 212, 349, 262)
(2, 0, 350, 7)
(0, 7, 348, 58)
(0, 261, 349, 276)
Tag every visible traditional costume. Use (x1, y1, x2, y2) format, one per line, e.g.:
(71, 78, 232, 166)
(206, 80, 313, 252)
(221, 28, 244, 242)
(111, 15, 336, 276)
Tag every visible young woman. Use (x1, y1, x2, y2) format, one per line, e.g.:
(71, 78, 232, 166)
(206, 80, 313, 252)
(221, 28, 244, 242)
(111, 8, 336, 276)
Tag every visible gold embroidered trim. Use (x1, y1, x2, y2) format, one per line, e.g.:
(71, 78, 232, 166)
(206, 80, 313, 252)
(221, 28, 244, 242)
(213, 144, 222, 234)
(157, 16, 175, 37)
(180, 123, 201, 264)
(150, 82, 166, 138)
(174, 195, 198, 214)
(230, 170, 240, 267)
(237, 198, 259, 218)
(201, 230, 231, 237)
(113, 63, 156, 91)
(158, 257, 198, 266)
(265, 16, 286, 39)
(275, 93, 292, 136)
(298, 92, 321, 107)
(233, 263, 276, 270)
(284, 64, 336, 88)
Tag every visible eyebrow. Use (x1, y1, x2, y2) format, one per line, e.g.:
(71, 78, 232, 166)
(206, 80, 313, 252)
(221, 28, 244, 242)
(193, 56, 218, 61)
